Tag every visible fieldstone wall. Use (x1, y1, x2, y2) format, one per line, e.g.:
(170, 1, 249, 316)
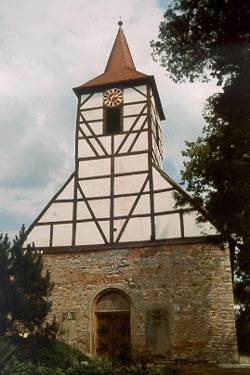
(44, 240, 238, 364)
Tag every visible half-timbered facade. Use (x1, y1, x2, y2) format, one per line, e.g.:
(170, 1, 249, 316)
(25, 22, 238, 364)
(26, 24, 217, 250)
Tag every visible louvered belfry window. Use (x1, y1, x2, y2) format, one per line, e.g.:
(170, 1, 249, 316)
(105, 107, 122, 135)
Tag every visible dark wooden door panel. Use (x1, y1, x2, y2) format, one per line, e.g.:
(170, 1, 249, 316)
(96, 313, 130, 362)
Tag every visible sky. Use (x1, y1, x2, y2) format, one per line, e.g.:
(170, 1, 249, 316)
(0, 0, 220, 237)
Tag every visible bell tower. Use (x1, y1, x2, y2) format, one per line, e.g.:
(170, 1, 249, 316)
(26, 21, 217, 251)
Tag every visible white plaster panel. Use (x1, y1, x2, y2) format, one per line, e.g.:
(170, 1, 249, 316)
(114, 196, 135, 217)
(99, 137, 111, 154)
(134, 115, 148, 131)
(76, 201, 92, 220)
(56, 178, 74, 201)
(114, 134, 126, 152)
(52, 224, 72, 246)
(78, 178, 110, 198)
(78, 159, 110, 178)
(81, 93, 102, 109)
(123, 115, 148, 132)
(80, 94, 91, 106)
(114, 194, 150, 217)
(79, 122, 103, 137)
(155, 214, 181, 239)
(117, 132, 148, 154)
(183, 211, 218, 237)
(154, 191, 176, 213)
(81, 108, 103, 122)
(133, 194, 151, 215)
(88, 198, 110, 218)
(115, 217, 151, 242)
(114, 153, 148, 174)
(123, 117, 135, 132)
(39, 202, 73, 223)
(75, 222, 105, 245)
(152, 167, 172, 190)
(78, 139, 97, 158)
(99, 221, 110, 241)
(89, 137, 109, 155)
(113, 219, 125, 241)
(132, 132, 148, 152)
(124, 86, 146, 103)
(114, 174, 149, 195)
(123, 103, 146, 116)
(26, 225, 50, 248)
(116, 133, 137, 153)
(78, 137, 110, 157)
(78, 136, 111, 158)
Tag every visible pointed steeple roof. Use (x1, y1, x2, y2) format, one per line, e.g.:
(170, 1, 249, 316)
(104, 20, 136, 72)
(74, 21, 148, 90)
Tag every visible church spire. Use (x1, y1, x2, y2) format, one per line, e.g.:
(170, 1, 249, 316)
(104, 20, 136, 73)
(74, 21, 148, 90)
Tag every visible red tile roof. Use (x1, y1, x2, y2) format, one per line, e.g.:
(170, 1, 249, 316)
(74, 25, 148, 89)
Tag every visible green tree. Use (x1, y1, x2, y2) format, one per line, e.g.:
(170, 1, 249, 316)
(0, 337, 17, 371)
(151, 0, 250, 352)
(151, 0, 250, 84)
(0, 232, 12, 334)
(0, 226, 54, 337)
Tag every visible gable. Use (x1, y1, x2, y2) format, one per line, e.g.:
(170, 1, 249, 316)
(152, 164, 218, 240)
(25, 163, 218, 251)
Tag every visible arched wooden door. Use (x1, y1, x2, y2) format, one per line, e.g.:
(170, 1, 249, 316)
(94, 290, 131, 363)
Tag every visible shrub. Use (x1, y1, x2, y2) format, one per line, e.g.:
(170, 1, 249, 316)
(3, 359, 67, 375)
(32, 339, 88, 369)
(0, 337, 17, 371)
(13, 336, 87, 370)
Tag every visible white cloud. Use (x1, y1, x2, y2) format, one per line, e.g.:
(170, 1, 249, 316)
(0, 0, 219, 235)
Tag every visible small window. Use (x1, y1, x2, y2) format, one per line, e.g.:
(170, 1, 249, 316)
(105, 107, 122, 135)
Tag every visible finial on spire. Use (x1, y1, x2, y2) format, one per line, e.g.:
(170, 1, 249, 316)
(118, 18, 123, 29)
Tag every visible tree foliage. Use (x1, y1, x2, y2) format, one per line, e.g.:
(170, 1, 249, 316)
(182, 78, 250, 241)
(0, 226, 54, 337)
(0, 337, 17, 371)
(151, 0, 250, 84)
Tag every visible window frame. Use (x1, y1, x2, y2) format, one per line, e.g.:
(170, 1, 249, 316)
(103, 90, 123, 135)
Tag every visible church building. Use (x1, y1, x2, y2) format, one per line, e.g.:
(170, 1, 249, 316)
(26, 22, 238, 364)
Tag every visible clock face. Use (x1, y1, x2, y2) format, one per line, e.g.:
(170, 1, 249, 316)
(103, 88, 123, 107)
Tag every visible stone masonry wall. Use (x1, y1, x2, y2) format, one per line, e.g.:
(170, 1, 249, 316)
(44, 241, 238, 364)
